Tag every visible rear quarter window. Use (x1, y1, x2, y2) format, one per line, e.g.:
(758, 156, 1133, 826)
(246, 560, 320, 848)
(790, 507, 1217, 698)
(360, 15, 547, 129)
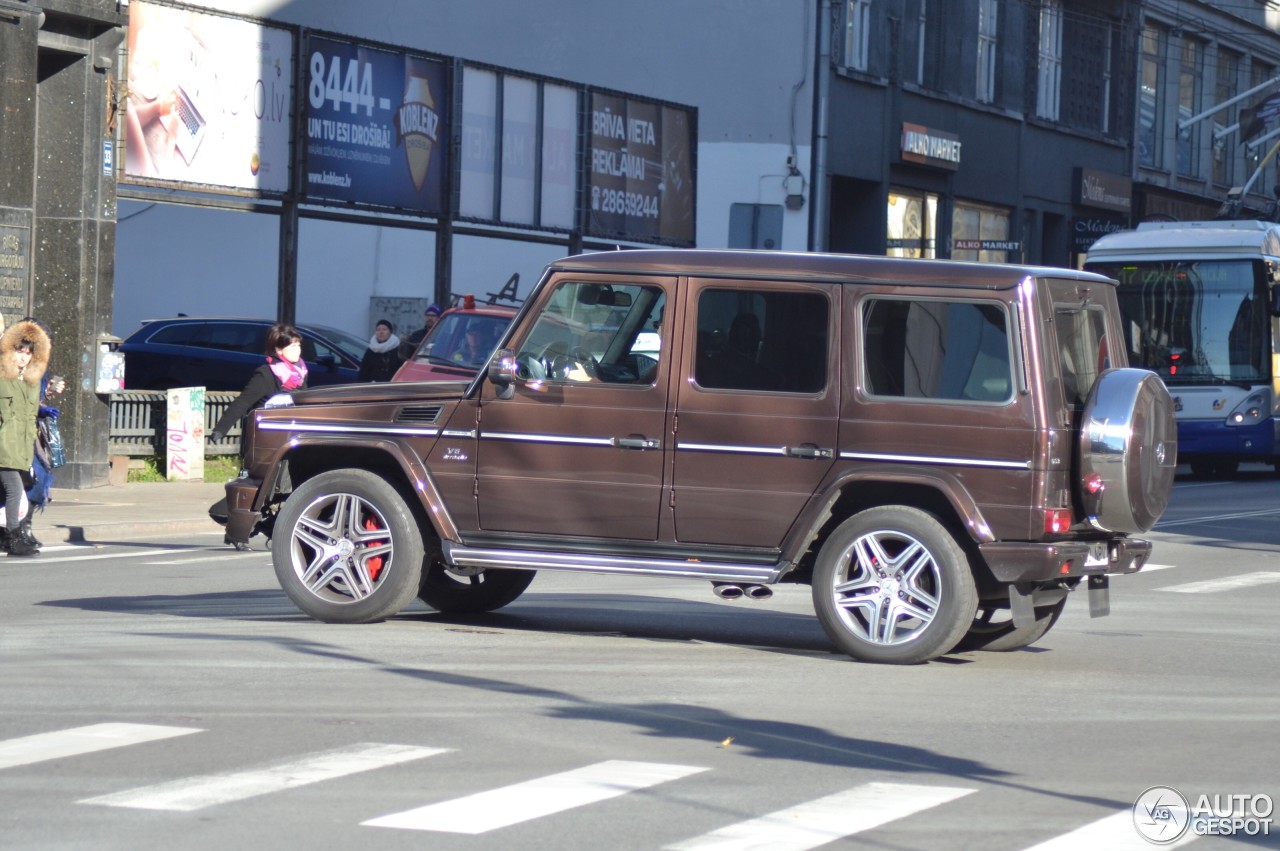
(862, 298, 1013, 403)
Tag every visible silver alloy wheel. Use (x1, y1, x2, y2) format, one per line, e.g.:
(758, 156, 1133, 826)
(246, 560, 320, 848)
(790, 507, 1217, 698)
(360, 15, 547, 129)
(288, 492, 395, 604)
(829, 529, 942, 646)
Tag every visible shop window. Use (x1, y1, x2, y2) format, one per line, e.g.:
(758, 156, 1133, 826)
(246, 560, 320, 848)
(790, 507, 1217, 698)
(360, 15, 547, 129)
(887, 191, 938, 258)
(952, 202, 1011, 263)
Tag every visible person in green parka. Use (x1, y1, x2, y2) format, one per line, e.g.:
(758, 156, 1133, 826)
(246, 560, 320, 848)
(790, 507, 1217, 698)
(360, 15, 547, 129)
(0, 318, 51, 557)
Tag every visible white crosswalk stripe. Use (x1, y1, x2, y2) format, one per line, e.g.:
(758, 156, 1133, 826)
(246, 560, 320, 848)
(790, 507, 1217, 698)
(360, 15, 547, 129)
(1019, 809, 1198, 849)
(80, 742, 447, 811)
(1157, 571, 1280, 594)
(0, 723, 201, 771)
(363, 759, 708, 833)
(665, 782, 976, 851)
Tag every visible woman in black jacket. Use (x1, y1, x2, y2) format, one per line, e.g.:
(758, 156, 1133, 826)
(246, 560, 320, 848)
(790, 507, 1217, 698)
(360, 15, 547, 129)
(358, 318, 403, 382)
(209, 323, 309, 443)
(209, 324, 308, 549)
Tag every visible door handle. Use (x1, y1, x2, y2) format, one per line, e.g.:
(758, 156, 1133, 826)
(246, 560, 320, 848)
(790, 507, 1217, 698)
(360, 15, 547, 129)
(786, 444, 833, 459)
(613, 435, 660, 450)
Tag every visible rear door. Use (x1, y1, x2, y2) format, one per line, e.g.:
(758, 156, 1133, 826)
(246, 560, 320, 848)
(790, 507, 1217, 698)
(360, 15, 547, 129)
(670, 279, 840, 548)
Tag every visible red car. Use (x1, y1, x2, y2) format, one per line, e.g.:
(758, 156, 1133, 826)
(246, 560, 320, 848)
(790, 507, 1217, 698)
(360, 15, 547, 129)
(392, 302, 517, 382)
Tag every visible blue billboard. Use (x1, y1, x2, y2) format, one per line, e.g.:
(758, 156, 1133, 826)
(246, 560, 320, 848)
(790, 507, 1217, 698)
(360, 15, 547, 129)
(304, 36, 448, 213)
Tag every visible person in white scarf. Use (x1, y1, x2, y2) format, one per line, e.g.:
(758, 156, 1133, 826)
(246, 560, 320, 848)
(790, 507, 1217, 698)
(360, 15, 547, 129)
(358, 318, 404, 382)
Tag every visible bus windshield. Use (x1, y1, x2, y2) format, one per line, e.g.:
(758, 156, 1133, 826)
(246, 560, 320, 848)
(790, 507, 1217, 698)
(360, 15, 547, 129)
(1090, 259, 1268, 387)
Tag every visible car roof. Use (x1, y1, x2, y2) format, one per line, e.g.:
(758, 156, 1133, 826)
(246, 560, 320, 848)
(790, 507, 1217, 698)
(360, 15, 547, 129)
(131, 316, 354, 336)
(548, 248, 1113, 289)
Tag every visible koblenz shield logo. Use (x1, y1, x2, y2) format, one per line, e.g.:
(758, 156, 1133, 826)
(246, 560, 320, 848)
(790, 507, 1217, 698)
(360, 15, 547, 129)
(395, 60, 440, 193)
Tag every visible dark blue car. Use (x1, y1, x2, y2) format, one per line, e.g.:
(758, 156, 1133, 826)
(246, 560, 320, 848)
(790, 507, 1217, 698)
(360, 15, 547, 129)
(119, 317, 367, 391)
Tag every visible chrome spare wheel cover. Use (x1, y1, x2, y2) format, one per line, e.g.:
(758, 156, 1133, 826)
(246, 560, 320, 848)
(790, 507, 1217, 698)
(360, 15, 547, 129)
(288, 492, 395, 603)
(830, 529, 941, 646)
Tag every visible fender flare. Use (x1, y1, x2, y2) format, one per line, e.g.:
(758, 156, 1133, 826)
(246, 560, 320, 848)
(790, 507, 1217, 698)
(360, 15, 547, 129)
(254, 434, 460, 543)
(782, 463, 996, 565)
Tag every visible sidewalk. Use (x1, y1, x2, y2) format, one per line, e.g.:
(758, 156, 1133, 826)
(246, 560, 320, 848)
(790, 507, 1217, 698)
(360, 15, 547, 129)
(38, 481, 229, 544)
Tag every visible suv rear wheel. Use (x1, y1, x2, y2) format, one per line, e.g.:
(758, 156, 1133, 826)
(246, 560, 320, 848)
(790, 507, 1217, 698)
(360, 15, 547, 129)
(812, 506, 977, 664)
(952, 598, 1067, 653)
(272, 469, 423, 623)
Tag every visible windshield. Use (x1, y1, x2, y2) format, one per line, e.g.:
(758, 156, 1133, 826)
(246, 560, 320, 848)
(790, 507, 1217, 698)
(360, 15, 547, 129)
(414, 313, 512, 368)
(1090, 259, 1268, 386)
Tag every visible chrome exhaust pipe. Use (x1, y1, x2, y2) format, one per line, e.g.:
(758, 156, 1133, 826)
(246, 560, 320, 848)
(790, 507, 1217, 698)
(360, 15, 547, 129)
(744, 584, 773, 600)
(712, 582, 744, 600)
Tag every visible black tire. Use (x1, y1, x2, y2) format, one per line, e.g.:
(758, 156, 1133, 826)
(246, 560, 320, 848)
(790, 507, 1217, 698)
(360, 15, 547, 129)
(952, 598, 1066, 653)
(418, 562, 535, 614)
(811, 506, 977, 664)
(271, 469, 424, 623)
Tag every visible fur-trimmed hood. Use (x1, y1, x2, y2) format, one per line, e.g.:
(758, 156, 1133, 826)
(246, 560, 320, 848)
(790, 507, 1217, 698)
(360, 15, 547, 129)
(0, 319, 52, 385)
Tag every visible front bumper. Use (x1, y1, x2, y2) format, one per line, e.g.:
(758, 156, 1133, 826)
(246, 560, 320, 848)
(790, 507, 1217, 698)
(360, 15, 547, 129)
(978, 537, 1151, 584)
(223, 476, 263, 544)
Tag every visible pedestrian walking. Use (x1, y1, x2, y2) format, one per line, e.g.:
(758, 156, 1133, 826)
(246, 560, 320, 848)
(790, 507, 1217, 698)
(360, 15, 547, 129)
(0, 318, 51, 557)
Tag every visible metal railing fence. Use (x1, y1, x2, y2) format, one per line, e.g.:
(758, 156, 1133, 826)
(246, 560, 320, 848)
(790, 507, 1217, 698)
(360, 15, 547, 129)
(108, 391, 241, 457)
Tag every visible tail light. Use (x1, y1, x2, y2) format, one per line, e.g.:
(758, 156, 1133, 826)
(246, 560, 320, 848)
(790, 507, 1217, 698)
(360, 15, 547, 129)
(1044, 509, 1073, 534)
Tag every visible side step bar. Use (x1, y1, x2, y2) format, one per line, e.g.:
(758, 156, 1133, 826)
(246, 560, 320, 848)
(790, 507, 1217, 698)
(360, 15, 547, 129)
(443, 542, 782, 584)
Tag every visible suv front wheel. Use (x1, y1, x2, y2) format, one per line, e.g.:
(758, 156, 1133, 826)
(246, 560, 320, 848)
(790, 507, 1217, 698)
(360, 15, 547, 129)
(812, 506, 977, 664)
(272, 469, 424, 623)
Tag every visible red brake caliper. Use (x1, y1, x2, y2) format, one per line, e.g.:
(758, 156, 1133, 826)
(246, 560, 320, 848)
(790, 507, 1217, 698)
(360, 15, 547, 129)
(364, 516, 386, 581)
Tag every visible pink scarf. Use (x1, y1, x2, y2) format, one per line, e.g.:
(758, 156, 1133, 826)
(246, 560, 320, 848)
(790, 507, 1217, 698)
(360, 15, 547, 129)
(268, 356, 307, 390)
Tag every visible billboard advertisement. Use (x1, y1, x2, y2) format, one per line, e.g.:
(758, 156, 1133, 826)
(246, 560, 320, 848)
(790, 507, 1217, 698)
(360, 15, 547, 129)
(123, 1, 292, 193)
(587, 93, 695, 245)
(303, 36, 448, 213)
(458, 67, 578, 230)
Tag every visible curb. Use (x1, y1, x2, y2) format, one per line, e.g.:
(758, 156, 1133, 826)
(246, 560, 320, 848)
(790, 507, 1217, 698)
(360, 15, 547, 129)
(49, 519, 225, 544)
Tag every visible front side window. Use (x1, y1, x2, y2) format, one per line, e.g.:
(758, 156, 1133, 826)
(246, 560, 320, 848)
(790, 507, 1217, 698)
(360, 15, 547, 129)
(1092, 259, 1268, 387)
(977, 0, 999, 103)
(694, 289, 828, 393)
(863, 298, 1013, 403)
(512, 281, 665, 385)
(197, 323, 263, 353)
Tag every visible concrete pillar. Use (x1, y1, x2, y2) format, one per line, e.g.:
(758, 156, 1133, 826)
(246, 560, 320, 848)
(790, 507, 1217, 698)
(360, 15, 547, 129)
(0, 1, 127, 489)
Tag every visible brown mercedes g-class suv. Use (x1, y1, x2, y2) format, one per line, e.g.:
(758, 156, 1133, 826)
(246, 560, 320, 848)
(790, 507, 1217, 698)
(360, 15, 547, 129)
(224, 250, 1176, 664)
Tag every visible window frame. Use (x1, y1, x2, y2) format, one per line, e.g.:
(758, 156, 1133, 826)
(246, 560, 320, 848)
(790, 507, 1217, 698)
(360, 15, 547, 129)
(859, 295, 1016, 406)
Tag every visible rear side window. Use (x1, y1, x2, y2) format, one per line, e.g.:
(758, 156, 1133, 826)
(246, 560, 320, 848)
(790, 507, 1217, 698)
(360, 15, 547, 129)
(694, 289, 828, 393)
(147, 323, 201, 345)
(196, 323, 265, 353)
(863, 298, 1012, 402)
(1055, 306, 1109, 407)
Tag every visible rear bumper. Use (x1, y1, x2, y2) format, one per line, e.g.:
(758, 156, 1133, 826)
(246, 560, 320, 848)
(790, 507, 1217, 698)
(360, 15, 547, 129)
(978, 537, 1151, 584)
(223, 476, 263, 544)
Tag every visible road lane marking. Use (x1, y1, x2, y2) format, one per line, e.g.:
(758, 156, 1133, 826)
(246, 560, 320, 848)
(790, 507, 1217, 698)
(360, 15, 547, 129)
(1157, 571, 1280, 594)
(81, 742, 446, 811)
(1019, 809, 1198, 849)
(364, 760, 707, 833)
(0, 723, 201, 770)
(1140, 564, 1175, 572)
(666, 782, 975, 851)
(1155, 507, 1280, 528)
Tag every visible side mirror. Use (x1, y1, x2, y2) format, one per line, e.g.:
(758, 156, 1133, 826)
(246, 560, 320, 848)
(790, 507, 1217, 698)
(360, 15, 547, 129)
(315, 354, 338, 371)
(489, 348, 517, 399)
(1271, 286, 1280, 318)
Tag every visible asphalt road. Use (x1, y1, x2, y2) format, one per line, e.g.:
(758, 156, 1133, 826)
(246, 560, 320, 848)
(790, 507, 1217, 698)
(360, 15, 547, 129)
(1, 472, 1277, 850)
